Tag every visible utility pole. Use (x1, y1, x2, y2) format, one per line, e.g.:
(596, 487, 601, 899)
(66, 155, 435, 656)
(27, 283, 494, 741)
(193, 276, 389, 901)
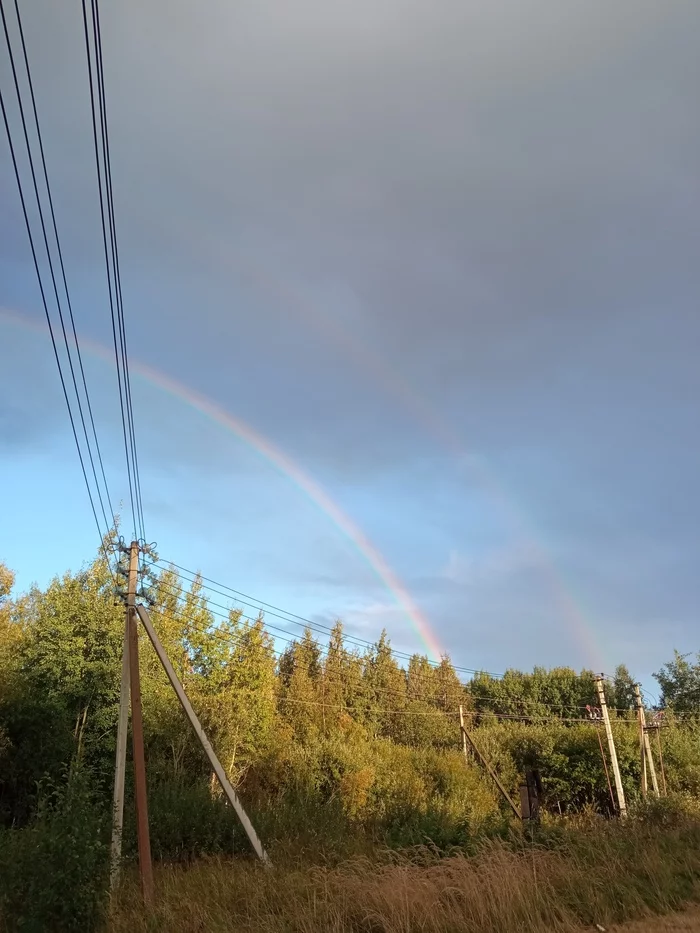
(459, 705, 470, 762)
(633, 684, 659, 798)
(127, 541, 154, 905)
(109, 595, 130, 890)
(595, 676, 627, 818)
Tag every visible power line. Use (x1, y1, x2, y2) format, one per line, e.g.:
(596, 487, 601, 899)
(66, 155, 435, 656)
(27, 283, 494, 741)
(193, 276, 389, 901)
(80, 0, 143, 544)
(1, 0, 113, 537)
(149, 556, 505, 678)
(0, 4, 112, 548)
(90, 0, 144, 542)
(10, 0, 115, 528)
(148, 580, 644, 716)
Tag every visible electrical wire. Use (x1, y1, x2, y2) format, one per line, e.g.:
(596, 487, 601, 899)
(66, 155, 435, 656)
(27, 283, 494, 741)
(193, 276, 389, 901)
(1, 0, 113, 537)
(148, 556, 505, 678)
(80, 0, 143, 544)
(148, 563, 648, 714)
(10, 0, 115, 528)
(149, 559, 644, 716)
(90, 0, 145, 542)
(144, 582, 648, 718)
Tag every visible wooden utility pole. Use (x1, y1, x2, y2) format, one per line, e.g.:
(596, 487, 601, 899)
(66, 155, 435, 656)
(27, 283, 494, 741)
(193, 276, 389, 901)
(596, 724, 616, 812)
(458, 712, 520, 819)
(655, 726, 668, 796)
(595, 676, 627, 818)
(135, 605, 270, 863)
(109, 602, 130, 889)
(633, 684, 659, 798)
(128, 542, 154, 905)
(459, 705, 470, 762)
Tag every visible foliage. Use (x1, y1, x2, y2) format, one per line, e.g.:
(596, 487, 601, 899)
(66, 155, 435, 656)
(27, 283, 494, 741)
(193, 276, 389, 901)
(1, 548, 700, 923)
(655, 650, 700, 713)
(0, 766, 109, 933)
(109, 815, 700, 933)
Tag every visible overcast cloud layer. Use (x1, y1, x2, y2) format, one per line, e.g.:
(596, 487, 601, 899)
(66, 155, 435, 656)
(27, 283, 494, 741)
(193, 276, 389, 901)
(1, 0, 699, 682)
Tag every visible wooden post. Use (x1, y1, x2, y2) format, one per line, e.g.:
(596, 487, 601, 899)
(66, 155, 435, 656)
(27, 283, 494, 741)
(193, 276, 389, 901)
(135, 604, 270, 863)
(459, 705, 469, 762)
(633, 684, 659, 798)
(458, 715, 520, 819)
(595, 676, 627, 818)
(596, 724, 616, 812)
(109, 612, 130, 890)
(656, 726, 668, 796)
(128, 542, 154, 905)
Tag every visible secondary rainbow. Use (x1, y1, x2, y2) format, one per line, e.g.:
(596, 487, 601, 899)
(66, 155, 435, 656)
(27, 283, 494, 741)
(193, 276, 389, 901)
(238, 266, 606, 672)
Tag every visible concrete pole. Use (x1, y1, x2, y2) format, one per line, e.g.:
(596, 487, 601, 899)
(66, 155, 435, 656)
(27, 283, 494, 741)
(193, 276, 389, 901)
(128, 541, 154, 905)
(595, 676, 627, 818)
(109, 611, 130, 890)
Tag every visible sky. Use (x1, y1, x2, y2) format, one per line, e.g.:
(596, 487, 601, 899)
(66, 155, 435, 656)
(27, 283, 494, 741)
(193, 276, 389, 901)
(1, 0, 699, 690)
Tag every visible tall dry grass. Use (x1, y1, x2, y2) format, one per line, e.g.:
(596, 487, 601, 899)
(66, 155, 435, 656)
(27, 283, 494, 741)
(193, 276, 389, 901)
(109, 819, 700, 933)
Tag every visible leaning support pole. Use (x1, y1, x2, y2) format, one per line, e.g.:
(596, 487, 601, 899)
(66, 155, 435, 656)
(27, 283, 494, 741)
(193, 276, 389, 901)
(633, 684, 659, 798)
(459, 715, 521, 819)
(135, 604, 270, 864)
(595, 676, 627, 818)
(109, 617, 130, 890)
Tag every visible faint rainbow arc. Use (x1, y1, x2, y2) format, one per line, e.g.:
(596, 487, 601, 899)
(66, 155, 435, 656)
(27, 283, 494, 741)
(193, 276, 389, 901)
(2, 307, 443, 661)
(236, 264, 605, 670)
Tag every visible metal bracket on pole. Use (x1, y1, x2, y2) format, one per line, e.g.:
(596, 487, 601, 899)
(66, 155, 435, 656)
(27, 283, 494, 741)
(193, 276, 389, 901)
(135, 604, 270, 864)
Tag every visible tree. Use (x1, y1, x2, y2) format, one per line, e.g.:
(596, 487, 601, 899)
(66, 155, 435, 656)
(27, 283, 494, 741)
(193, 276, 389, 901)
(1, 557, 122, 821)
(193, 611, 277, 783)
(362, 631, 406, 739)
(278, 628, 322, 742)
(654, 651, 700, 714)
(610, 664, 636, 714)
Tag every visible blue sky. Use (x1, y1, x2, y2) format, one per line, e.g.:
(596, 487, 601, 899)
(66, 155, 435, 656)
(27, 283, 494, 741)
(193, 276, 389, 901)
(2, 0, 699, 691)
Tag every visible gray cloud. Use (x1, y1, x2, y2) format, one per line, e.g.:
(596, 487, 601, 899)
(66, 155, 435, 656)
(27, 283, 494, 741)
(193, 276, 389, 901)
(2, 0, 699, 676)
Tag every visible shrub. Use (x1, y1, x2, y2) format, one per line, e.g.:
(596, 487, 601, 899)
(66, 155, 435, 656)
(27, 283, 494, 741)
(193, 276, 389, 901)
(0, 766, 109, 932)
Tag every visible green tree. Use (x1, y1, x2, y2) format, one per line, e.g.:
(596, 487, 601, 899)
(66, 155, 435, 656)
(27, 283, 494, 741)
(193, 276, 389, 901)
(362, 631, 406, 740)
(278, 628, 322, 742)
(655, 651, 700, 713)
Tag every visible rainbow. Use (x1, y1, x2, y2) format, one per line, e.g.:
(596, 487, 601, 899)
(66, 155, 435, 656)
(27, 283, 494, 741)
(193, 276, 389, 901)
(221, 263, 607, 672)
(1, 307, 443, 660)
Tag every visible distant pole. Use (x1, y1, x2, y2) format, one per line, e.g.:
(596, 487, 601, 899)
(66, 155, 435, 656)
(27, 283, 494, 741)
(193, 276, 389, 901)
(633, 684, 648, 798)
(459, 705, 469, 762)
(109, 605, 130, 890)
(128, 541, 154, 905)
(596, 725, 616, 812)
(633, 684, 659, 798)
(595, 676, 627, 818)
(656, 727, 668, 796)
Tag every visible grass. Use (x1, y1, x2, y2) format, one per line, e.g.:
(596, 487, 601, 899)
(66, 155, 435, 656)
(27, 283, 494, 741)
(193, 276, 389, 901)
(108, 816, 700, 933)
(610, 909, 700, 931)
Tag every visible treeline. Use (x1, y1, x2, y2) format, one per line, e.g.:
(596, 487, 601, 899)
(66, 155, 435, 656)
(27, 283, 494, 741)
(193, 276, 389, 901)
(1, 552, 699, 854)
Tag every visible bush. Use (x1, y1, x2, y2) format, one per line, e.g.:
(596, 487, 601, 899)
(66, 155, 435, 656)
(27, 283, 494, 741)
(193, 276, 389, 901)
(0, 766, 109, 933)
(137, 777, 244, 862)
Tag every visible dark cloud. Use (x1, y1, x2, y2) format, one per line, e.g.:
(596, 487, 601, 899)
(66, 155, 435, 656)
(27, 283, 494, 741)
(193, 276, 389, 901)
(2, 0, 699, 676)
